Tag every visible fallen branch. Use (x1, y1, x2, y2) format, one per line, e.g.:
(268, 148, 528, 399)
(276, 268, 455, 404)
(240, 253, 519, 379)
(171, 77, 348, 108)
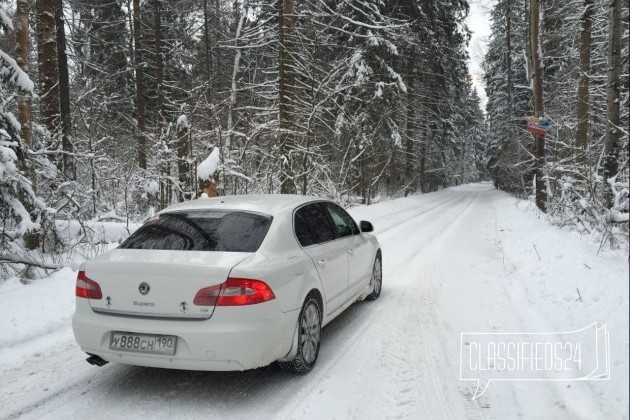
(0, 254, 63, 270)
(532, 243, 541, 261)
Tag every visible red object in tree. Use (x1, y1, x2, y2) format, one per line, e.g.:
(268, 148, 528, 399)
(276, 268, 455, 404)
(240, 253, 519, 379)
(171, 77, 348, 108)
(527, 121, 547, 136)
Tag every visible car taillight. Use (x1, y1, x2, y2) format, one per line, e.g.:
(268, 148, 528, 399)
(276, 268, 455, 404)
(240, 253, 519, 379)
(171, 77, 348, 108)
(76, 271, 103, 299)
(194, 278, 275, 306)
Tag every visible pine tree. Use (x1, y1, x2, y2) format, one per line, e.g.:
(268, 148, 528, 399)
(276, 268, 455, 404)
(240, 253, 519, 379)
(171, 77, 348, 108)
(1, 6, 48, 255)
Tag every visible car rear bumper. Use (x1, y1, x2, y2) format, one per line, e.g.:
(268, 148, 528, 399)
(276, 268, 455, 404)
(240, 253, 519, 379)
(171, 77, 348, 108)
(72, 299, 298, 371)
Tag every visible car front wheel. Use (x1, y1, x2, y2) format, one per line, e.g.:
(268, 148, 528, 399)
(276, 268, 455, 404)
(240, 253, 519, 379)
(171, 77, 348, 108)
(366, 252, 382, 301)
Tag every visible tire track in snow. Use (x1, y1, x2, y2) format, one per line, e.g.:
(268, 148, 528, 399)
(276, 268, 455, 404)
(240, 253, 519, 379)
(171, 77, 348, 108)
(373, 192, 465, 238)
(410, 188, 497, 419)
(414, 188, 499, 419)
(374, 197, 482, 420)
(368, 188, 495, 420)
(379, 191, 486, 420)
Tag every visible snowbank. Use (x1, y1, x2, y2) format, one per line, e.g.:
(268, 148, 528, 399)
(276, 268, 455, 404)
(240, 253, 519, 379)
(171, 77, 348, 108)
(0, 267, 76, 350)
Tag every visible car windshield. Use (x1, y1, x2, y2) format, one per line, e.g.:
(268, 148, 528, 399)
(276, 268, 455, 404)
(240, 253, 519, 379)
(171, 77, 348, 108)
(119, 210, 272, 252)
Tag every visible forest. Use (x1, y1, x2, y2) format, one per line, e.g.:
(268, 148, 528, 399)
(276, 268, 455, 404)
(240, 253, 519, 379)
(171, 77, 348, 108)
(0, 0, 628, 277)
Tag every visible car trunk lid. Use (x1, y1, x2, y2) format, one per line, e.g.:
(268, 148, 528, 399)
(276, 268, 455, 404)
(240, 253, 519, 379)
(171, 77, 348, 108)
(85, 249, 251, 319)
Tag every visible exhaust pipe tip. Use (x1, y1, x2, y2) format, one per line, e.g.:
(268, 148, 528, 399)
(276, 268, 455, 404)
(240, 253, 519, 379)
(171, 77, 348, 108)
(86, 354, 109, 367)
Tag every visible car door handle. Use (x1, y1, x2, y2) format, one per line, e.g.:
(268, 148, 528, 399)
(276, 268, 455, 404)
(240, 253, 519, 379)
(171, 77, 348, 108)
(348, 248, 355, 256)
(317, 259, 327, 267)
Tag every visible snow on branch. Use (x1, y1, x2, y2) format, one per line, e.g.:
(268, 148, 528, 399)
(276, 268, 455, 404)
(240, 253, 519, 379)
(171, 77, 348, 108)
(176, 114, 189, 130)
(0, 8, 13, 33)
(197, 147, 221, 181)
(0, 49, 34, 92)
(316, 0, 407, 31)
(0, 253, 62, 270)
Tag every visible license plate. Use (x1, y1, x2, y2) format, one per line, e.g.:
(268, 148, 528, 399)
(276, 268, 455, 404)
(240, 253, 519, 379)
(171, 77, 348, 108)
(109, 332, 177, 355)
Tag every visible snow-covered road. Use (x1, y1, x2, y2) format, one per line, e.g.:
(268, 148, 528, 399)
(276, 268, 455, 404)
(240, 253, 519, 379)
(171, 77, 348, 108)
(1, 183, 628, 420)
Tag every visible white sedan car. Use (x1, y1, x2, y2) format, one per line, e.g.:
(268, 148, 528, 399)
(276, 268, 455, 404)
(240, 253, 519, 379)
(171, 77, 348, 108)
(72, 195, 381, 373)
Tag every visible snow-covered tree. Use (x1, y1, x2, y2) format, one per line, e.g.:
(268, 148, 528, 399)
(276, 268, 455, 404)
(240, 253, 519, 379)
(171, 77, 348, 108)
(1, 8, 48, 256)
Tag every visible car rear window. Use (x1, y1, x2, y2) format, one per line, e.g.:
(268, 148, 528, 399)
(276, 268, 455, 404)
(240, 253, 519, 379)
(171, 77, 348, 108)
(119, 210, 272, 252)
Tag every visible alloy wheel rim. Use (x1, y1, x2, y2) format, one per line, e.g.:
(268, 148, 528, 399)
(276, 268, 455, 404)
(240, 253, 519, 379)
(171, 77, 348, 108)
(373, 258, 382, 295)
(300, 304, 320, 364)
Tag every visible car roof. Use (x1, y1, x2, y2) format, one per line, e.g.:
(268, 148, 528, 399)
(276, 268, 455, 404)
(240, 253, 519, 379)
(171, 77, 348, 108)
(160, 194, 326, 215)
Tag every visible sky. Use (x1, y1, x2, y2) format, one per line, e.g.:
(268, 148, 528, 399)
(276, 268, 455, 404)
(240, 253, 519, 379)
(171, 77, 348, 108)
(466, 0, 494, 111)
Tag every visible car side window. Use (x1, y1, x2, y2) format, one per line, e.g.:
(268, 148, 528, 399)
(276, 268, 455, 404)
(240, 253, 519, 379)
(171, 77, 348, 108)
(294, 211, 314, 247)
(294, 204, 336, 246)
(324, 202, 360, 237)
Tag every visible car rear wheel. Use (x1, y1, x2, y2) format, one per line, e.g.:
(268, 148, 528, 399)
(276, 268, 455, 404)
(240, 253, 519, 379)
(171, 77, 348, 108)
(278, 297, 321, 373)
(366, 252, 382, 301)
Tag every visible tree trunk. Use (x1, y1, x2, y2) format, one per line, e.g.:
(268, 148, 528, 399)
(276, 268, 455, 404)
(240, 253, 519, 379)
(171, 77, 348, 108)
(36, 0, 60, 162)
(529, 0, 546, 212)
(55, 0, 74, 179)
(153, 0, 168, 207)
(15, 0, 39, 250)
(603, 0, 621, 206)
(203, 0, 211, 82)
(419, 140, 426, 193)
(154, 0, 164, 131)
(201, 0, 216, 135)
(226, 8, 245, 153)
(15, 0, 33, 168)
(404, 57, 414, 195)
(389, 143, 397, 194)
(211, 0, 220, 92)
(177, 119, 190, 201)
(575, 0, 593, 168)
(278, 0, 295, 194)
(132, 0, 147, 169)
(506, 0, 513, 123)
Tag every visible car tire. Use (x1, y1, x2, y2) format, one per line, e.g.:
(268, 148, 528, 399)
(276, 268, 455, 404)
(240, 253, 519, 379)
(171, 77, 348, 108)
(366, 251, 382, 301)
(278, 296, 322, 374)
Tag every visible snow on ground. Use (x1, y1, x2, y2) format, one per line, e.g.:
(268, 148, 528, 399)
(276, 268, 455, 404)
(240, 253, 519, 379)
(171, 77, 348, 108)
(0, 268, 75, 351)
(0, 183, 627, 419)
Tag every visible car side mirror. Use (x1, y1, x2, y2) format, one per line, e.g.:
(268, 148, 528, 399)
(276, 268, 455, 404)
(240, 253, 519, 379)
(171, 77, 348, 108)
(359, 221, 373, 233)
